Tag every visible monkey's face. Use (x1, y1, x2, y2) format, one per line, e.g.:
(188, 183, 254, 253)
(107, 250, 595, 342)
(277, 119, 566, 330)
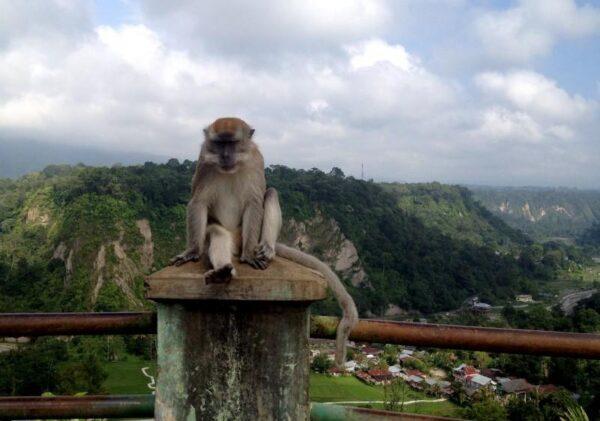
(204, 135, 251, 174)
(202, 118, 254, 173)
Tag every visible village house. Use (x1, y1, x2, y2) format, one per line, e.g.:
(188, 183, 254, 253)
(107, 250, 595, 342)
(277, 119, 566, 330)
(516, 294, 534, 303)
(368, 369, 394, 385)
(388, 365, 402, 377)
(480, 368, 502, 380)
(355, 371, 373, 384)
(406, 374, 424, 390)
(500, 378, 535, 398)
(327, 367, 343, 377)
(453, 364, 480, 380)
(465, 373, 495, 397)
(424, 378, 453, 396)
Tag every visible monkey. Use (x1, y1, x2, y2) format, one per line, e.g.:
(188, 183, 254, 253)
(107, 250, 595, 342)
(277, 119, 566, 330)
(170, 117, 358, 365)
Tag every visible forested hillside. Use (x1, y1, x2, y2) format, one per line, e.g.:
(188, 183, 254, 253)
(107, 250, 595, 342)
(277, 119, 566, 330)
(0, 163, 572, 316)
(382, 182, 529, 250)
(471, 186, 600, 242)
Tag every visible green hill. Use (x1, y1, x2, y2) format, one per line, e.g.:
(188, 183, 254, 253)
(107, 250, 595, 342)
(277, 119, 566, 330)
(382, 182, 530, 249)
(0, 163, 563, 316)
(470, 186, 600, 242)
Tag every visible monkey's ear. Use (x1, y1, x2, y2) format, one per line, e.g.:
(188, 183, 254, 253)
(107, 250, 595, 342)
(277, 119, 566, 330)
(248, 128, 255, 138)
(204, 126, 215, 140)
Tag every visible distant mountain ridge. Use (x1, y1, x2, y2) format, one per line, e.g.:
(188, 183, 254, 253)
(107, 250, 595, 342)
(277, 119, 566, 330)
(470, 186, 600, 241)
(0, 164, 559, 316)
(0, 139, 167, 178)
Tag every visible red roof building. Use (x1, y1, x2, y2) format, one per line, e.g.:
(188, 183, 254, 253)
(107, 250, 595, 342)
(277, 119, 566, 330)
(368, 369, 393, 383)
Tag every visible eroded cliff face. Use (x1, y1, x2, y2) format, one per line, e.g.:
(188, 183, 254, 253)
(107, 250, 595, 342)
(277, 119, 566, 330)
(42, 204, 365, 311)
(472, 187, 600, 240)
(50, 219, 156, 309)
(280, 211, 366, 287)
(497, 201, 574, 223)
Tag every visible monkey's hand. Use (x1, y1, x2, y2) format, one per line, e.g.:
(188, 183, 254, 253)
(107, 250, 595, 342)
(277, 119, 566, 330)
(169, 249, 201, 267)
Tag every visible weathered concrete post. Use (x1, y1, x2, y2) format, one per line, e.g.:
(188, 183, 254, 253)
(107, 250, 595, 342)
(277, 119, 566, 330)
(146, 257, 327, 421)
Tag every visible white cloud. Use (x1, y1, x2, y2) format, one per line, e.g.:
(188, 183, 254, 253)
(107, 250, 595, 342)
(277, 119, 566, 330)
(475, 70, 593, 122)
(0, 0, 598, 187)
(472, 107, 543, 143)
(474, 0, 600, 63)
(139, 0, 390, 57)
(346, 39, 417, 71)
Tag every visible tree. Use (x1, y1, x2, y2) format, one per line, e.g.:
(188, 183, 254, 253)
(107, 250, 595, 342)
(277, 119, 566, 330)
(311, 354, 333, 373)
(462, 394, 508, 421)
(382, 344, 399, 365)
(383, 379, 409, 412)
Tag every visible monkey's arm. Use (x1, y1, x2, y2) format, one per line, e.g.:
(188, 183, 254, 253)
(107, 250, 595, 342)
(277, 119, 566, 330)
(170, 198, 207, 266)
(240, 199, 265, 269)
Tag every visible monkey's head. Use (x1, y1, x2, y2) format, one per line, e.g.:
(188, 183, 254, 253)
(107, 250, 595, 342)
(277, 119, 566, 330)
(202, 117, 255, 174)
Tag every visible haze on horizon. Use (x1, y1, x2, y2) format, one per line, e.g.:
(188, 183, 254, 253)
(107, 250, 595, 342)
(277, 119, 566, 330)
(0, 1, 598, 188)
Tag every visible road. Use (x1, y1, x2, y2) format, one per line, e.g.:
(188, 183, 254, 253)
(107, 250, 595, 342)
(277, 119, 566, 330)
(559, 289, 597, 315)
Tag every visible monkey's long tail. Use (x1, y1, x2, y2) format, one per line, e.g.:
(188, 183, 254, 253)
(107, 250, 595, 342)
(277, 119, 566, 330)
(275, 243, 359, 367)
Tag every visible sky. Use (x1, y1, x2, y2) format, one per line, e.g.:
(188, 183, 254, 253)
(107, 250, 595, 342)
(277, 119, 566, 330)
(0, 0, 598, 188)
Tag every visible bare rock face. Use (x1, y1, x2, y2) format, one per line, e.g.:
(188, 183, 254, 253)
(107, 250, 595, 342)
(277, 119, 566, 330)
(111, 238, 143, 307)
(136, 219, 154, 270)
(52, 242, 73, 285)
(335, 239, 358, 272)
(87, 230, 144, 308)
(91, 245, 106, 303)
(281, 211, 367, 287)
(24, 206, 50, 226)
(52, 242, 68, 260)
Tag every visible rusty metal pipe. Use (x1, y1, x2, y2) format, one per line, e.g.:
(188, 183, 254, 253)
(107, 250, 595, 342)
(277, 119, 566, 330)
(2, 312, 600, 359)
(0, 312, 156, 337)
(311, 316, 600, 359)
(0, 395, 456, 420)
(0, 395, 154, 419)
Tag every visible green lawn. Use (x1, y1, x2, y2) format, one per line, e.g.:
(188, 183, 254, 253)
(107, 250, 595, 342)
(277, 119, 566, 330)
(309, 373, 386, 402)
(102, 362, 463, 418)
(309, 373, 430, 403)
(353, 401, 462, 418)
(103, 356, 157, 394)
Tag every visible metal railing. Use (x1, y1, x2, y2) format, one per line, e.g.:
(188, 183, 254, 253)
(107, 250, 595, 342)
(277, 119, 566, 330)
(2, 312, 599, 359)
(1, 311, 600, 419)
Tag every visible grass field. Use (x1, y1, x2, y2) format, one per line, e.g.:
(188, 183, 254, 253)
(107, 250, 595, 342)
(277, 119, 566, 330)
(103, 356, 157, 394)
(103, 362, 462, 418)
(352, 401, 461, 418)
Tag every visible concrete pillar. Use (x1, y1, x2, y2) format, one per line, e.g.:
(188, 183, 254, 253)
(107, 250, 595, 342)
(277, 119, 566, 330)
(146, 257, 327, 421)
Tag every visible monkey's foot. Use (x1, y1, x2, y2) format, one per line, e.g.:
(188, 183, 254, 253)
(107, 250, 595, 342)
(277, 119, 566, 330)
(248, 242, 275, 270)
(256, 242, 275, 261)
(169, 251, 201, 267)
(204, 264, 235, 284)
(241, 253, 270, 270)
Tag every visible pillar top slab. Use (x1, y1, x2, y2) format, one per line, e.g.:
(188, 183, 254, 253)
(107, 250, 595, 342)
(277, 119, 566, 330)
(146, 257, 327, 302)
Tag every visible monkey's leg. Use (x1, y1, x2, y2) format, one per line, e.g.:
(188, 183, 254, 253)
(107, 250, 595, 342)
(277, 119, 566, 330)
(204, 224, 236, 284)
(170, 200, 207, 266)
(254, 188, 282, 268)
(240, 198, 265, 269)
